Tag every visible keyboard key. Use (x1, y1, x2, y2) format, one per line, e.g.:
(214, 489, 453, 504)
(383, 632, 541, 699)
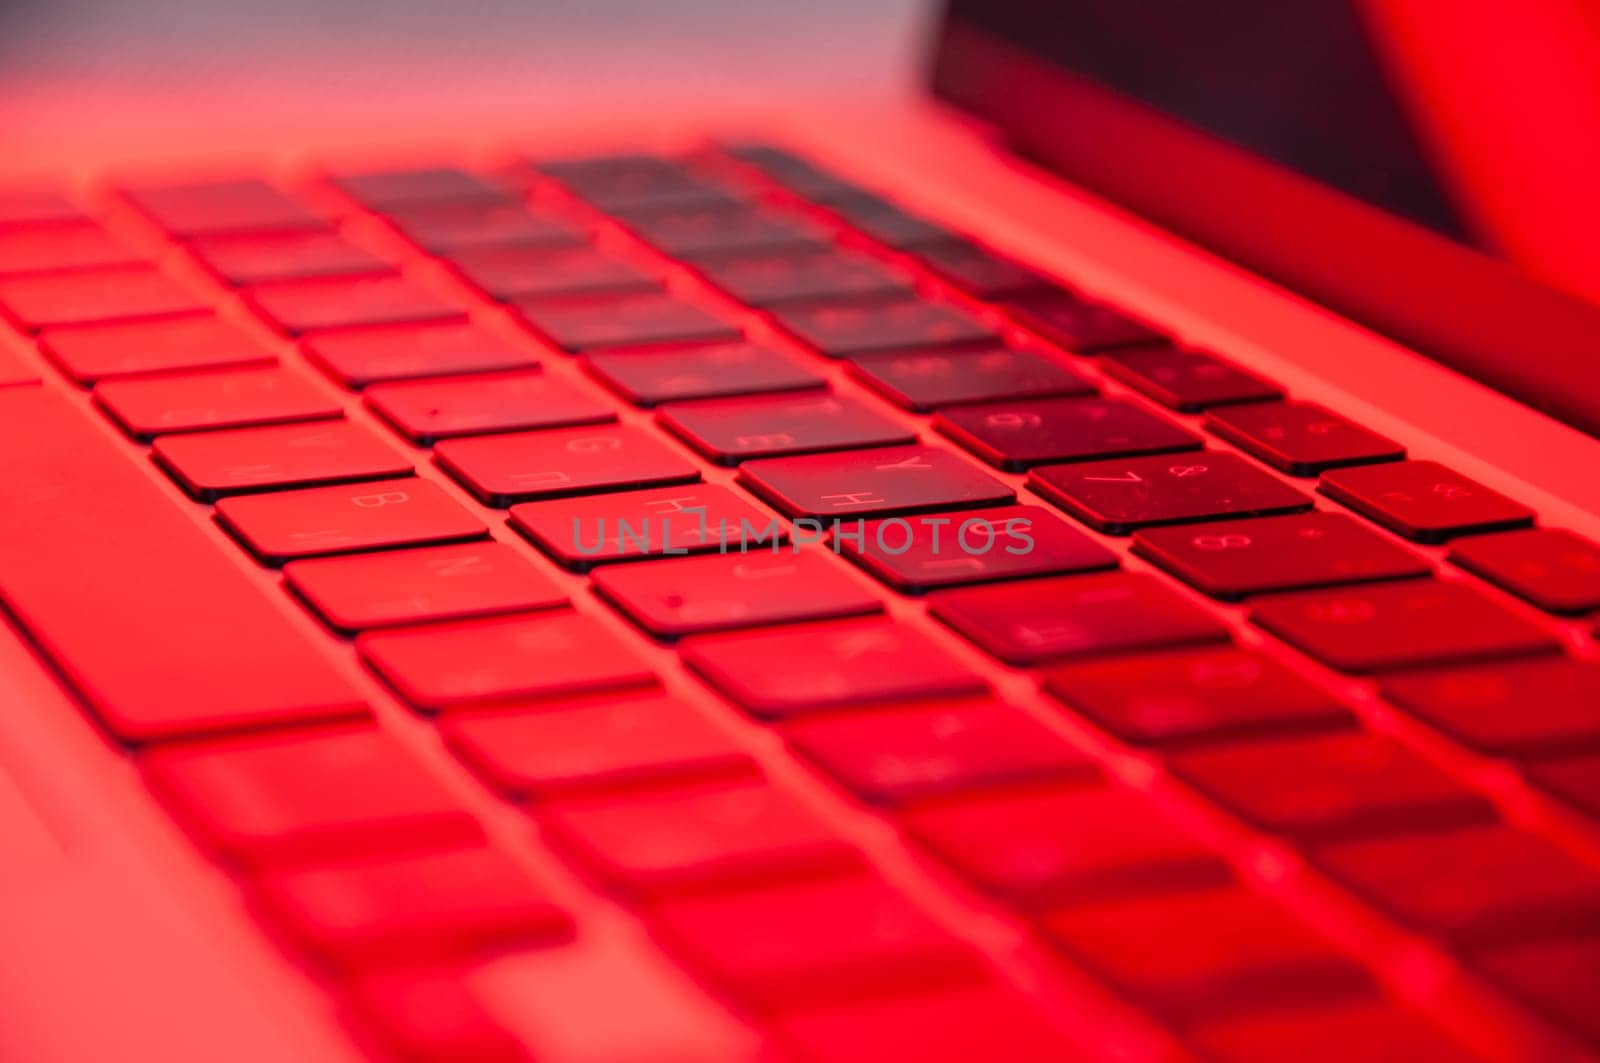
(510, 483, 783, 568)
(1204, 401, 1405, 475)
(1379, 657, 1600, 757)
(365, 370, 615, 443)
(594, 549, 881, 637)
(622, 205, 831, 259)
(536, 153, 689, 186)
(837, 504, 1118, 592)
(827, 194, 955, 249)
(285, 541, 568, 631)
(122, 179, 324, 237)
(0, 267, 209, 331)
(358, 610, 656, 711)
(773, 297, 998, 358)
(851, 346, 1096, 412)
(935, 395, 1201, 470)
(448, 243, 659, 301)
(1318, 460, 1535, 543)
(333, 167, 516, 211)
(1100, 345, 1282, 411)
(304, 321, 540, 388)
(141, 726, 477, 864)
(930, 571, 1230, 666)
(247, 274, 469, 334)
(1471, 934, 1600, 1045)
(517, 292, 742, 352)
(187, 229, 393, 285)
(0, 223, 142, 277)
(1003, 288, 1165, 351)
(216, 478, 486, 563)
(344, 970, 527, 1063)
(386, 201, 587, 253)
(1132, 511, 1430, 599)
(553, 164, 741, 215)
(1030, 451, 1314, 534)
(442, 690, 754, 798)
(914, 238, 1052, 298)
(41, 314, 276, 383)
(682, 617, 988, 718)
(784, 699, 1095, 804)
(1044, 646, 1355, 747)
(0, 188, 85, 228)
(657, 392, 914, 464)
(152, 419, 411, 499)
(1186, 997, 1476, 1062)
(695, 247, 912, 308)
(1250, 580, 1560, 673)
(738, 444, 1014, 519)
(435, 423, 700, 506)
(584, 341, 825, 407)
(1448, 527, 1600, 614)
(95, 366, 342, 440)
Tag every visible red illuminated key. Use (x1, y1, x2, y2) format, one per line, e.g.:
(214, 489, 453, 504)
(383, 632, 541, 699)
(1031, 451, 1313, 534)
(0, 223, 142, 277)
(0, 267, 208, 331)
(738, 444, 1014, 519)
(1204, 401, 1405, 475)
(773, 297, 997, 358)
(1531, 754, 1600, 818)
(683, 617, 988, 719)
(930, 571, 1230, 666)
(95, 366, 341, 440)
(914, 238, 1052, 299)
(1474, 935, 1600, 1047)
(358, 611, 655, 711)
(827, 194, 955, 249)
(516, 292, 742, 352)
(122, 179, 324, 237)
(1319, 460, 1534, 542)
(304, 321, 540, 388)
(0, 189, 85, 228)
(1100, 345, 1282, 411)
(936, 395, 1202, 470)
(624, 205, 831, 259)
(851, 346, 1095, 412)
(584, 341, 825, 407)
(216, 478, 486, 563)
(658, 392, 913, 464)
(188, 229, 393, 285)
(1250, 580, 1559, 673)
(140, 726, 478, 865)
(540, 778, 858, 897)
(1133, 511, 1430, 599)
(153, 419, 411, 499)
(1187, 996, 1476, 1062)
(449, 244, 659, 301)
(1448, 527, 1600, 614)
(510, 483, 783, 568)
(435, 423, 700, 506)
(1380, 657, 1600, 757)
(285, 541, 567, 631)
(784, 698, 1095, 804)
(333, 167, 516, 211)
(695, 247, 912, 308)
(40, 314, 276, 383)
(247, 274, 468, 334)
(1003, 288, 1165, 351)
(365, 370, 615, 443)
(1044, 646, 1354, 747)
(386, 201, 587, 253)
(344, 970, 526, 1063)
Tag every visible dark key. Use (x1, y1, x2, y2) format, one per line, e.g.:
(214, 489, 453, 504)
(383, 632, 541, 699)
(187, 230, 393, 286)
(1044, 645, 1355, 747)
(510, 483, 783, 569)
(584, 341, 825, 407)
(836, 504, 1118, 592)
(41, 314, 276, 383)
(935, 395, 1201, 471)
(516, 292, 742, 352)
(621, 206, 830, 259)
(725, 147, 867, 203)
(153, 419, 411, 499)
(95, 366, 342, 440)
(448, 244, 659, 301)
(1250, 579, 1560, 673)
(1100, 345, 1282, 412)
(1379, 657, 1600, 758)
(1204, 400, 1405, 475)
(1132, 511, 1430, 599)
(304, 321, 539, 388)
(1448, 527, 1600, 614)
(738, 444, 1014, 519)
(246, 275, 468, 335)
(121, 179, 324, 237)
(0, 267, 209, 331)
(1530, 754, 1600, 818)
(333, 167, 516, 211)
(694, 248, 912, 308)
(1471, 934, 1600, 1046)
(385, 202, 587, 253)
(1030, 451, 1313, 534)
(914, 238, 1052, 299)
(365, 370, 615, 443)
(929, 571, 1230, 665)
(434, 423, 700, 506)
(1002, 288, 1165, 352)
(575, 172, 745, 215)
(827, 194, 954, 249)
(0, 223, 142, 277)
(0, 189, 86, 228)
(1318, 460, 1534, 543)
(1171, 730, 1493, 841)
(851, 347, 1095, 412)
(773, 297, 998, 358)
(216, 479, 487, 564)
(657, 392, 913, 464)
(535, 153, 686, 185)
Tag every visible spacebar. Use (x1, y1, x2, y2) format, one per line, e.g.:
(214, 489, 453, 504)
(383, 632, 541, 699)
(0, 388, 367, 743)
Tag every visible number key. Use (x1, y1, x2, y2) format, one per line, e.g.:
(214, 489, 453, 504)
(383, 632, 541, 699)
(1029, 451, 1312, 534)
(1447, 527, 1600, 614)
(1318, 460, 1533, 543)
(1205, 401, 1404, 475)
(216, 479, 487, 564)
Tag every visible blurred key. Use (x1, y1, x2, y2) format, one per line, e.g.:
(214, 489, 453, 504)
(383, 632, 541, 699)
(774, 297, 998, 358)
(449, 244, 658, 301)
(622, 205, 831, 259)
(188, 229, 393, 285)
(0, 189, 86, 228)
(122, 179, 324, 237)
(41, 314, 276, 383)
(95, 366, 341, 440)
(738, 444, 1014, 519)
(1319, 460, 1534, 542)
(304, 321, 539, 388)
(1380, 657, 1600, 757)
(247, 274, 468, 334)
(1448, 527, 1600, 613)
(658, 392, 913, 464)
(1529, 754, 1600, 818)
(935, 395, 1201, 470)
(827, 194, 955, 249)
(556, 166, 743, 215)
(695, 247, 912, 308)
(1472, 934, 1600, 1046)
(851, 346, 1095, 412)
(584, 341, 825, 406)
(344, 970, 527, 1063)
(914, 238, 1053, 298)
(216, 478, 486, 564)
(1030, 451, 1313, 534)
(517, 292, 741, 352)
(1004, 288, 1165, 351)
(0, 223, 142, 277)
(1100, 345, 1282, 411)
(365, 370, 615, 443)
(1205, 401, 1405, 475)
(333, 167, 516, 211)
(510, 482, 783, 568)
(435, 423, 700, 506)
(0, 267, 208, 331)
(536, 153, 687, 186)
(1187, 996, 1476, 1062)
(153, 419, 411, 499)
(386, 201, 587, 253)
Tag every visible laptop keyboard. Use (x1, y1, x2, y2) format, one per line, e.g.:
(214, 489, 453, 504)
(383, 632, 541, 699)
(1, 143, 1598, 1061)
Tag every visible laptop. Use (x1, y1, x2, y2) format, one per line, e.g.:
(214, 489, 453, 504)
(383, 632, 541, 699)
(2, 2, 1598, 1060)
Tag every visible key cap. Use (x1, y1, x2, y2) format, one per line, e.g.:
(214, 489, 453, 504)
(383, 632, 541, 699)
(1448, 527, 1600, 614)
(435, 423, 701, 506)
(365, 370, 615, 443)
(0, 267, 209, 331)
(1250, 580, 1560, 673)
(0, 188, 85, 228)
(0, 223, 143, 277)
(729, 149, 867, 204)
(930, 571, 1231, 666)
(1471, 934, 1600, 1045)
(1530, 753, 1600, 818)
(1204, 400, 1405, 475)
(935, 395, 1202, 470)
(94, 366, 341, 440)
(304, 321, 540, 388)
(386, 201, 587, 254)
(657, 392, 914, 464)
(695, 247, 912, 308)
(152, 419, 411, 499)
(140, 726, 477, 864)
(536, 153, 688, 185)
(1380, 657, 1600, 758)
(40, 314, 276, 383)
(448, 243, 659, 301)
(358, 610, 656, 711)
(738, 444, 1014, 519)
(442, 690, 755, 798)
(622, 205, 831, 259)
(253, 844, 574, 970)
(913, 238, 1052, 298)
(510, 482, 784, 568)
(187, 229, 393, 285)
(1132, 511, 1431, 599)
(584, 341, 825, 407)
(344, 970, 527, 1063)
(1044, 646, 1355, 747)
(682, 617, 988, 719)
(539, 778, 858, 898)
(1187, 996, 1476, 1063)
(851, 346, 1096, 412)
(1318, 460, 1535, 543)
(827, 194, 955, 249)
(516, 292, 742, 352)
(773, 297, 998, 358)
(784, 698, 1095, 804)
(0, 388, 366, 741)
(594, 549, 881, 637)
(1100, 345, 1283, 411)
(333, 167, 517, 211)
(1030, 451, 1314, 534)
(246, 274, 469, 334)
(285, 541, 568, 631)
(121, 179, 324, 237)
(556, 166, 743, 215)
(902, 782, 1229, 908)
(836, 504, 1118, 592)
(1003, 288, 1166, 351)
(216, 478, 486, 564)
